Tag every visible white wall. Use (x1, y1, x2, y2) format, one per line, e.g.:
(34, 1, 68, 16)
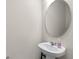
(6, 0, 73, 59)
(42, 0, 73, 59)
(6, 0, 42, 59)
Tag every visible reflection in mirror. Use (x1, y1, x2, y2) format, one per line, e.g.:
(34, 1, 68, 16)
(45, 1, 71, 37)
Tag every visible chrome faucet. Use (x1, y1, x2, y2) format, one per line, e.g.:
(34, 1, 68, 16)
(50, 42, 55, 45)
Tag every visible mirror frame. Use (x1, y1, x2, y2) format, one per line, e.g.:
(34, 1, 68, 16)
(44, 0, 72, 38)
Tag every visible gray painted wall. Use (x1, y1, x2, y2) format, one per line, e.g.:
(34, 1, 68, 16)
(6, 0, 73, 59)
(6, 0, 42, 59)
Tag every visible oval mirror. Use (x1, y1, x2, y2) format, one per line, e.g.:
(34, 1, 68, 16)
(45, 0, 71, 37)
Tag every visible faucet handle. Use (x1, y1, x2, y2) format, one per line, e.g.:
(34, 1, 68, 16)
(50, 42, 55, 45)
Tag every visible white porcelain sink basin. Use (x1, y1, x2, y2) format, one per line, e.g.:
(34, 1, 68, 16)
(38, 42, 66, 59)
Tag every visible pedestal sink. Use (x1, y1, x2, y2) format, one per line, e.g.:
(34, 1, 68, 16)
(38, 42, 66, 59)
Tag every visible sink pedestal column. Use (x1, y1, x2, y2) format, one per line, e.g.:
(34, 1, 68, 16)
(46, 55, 55, 59)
